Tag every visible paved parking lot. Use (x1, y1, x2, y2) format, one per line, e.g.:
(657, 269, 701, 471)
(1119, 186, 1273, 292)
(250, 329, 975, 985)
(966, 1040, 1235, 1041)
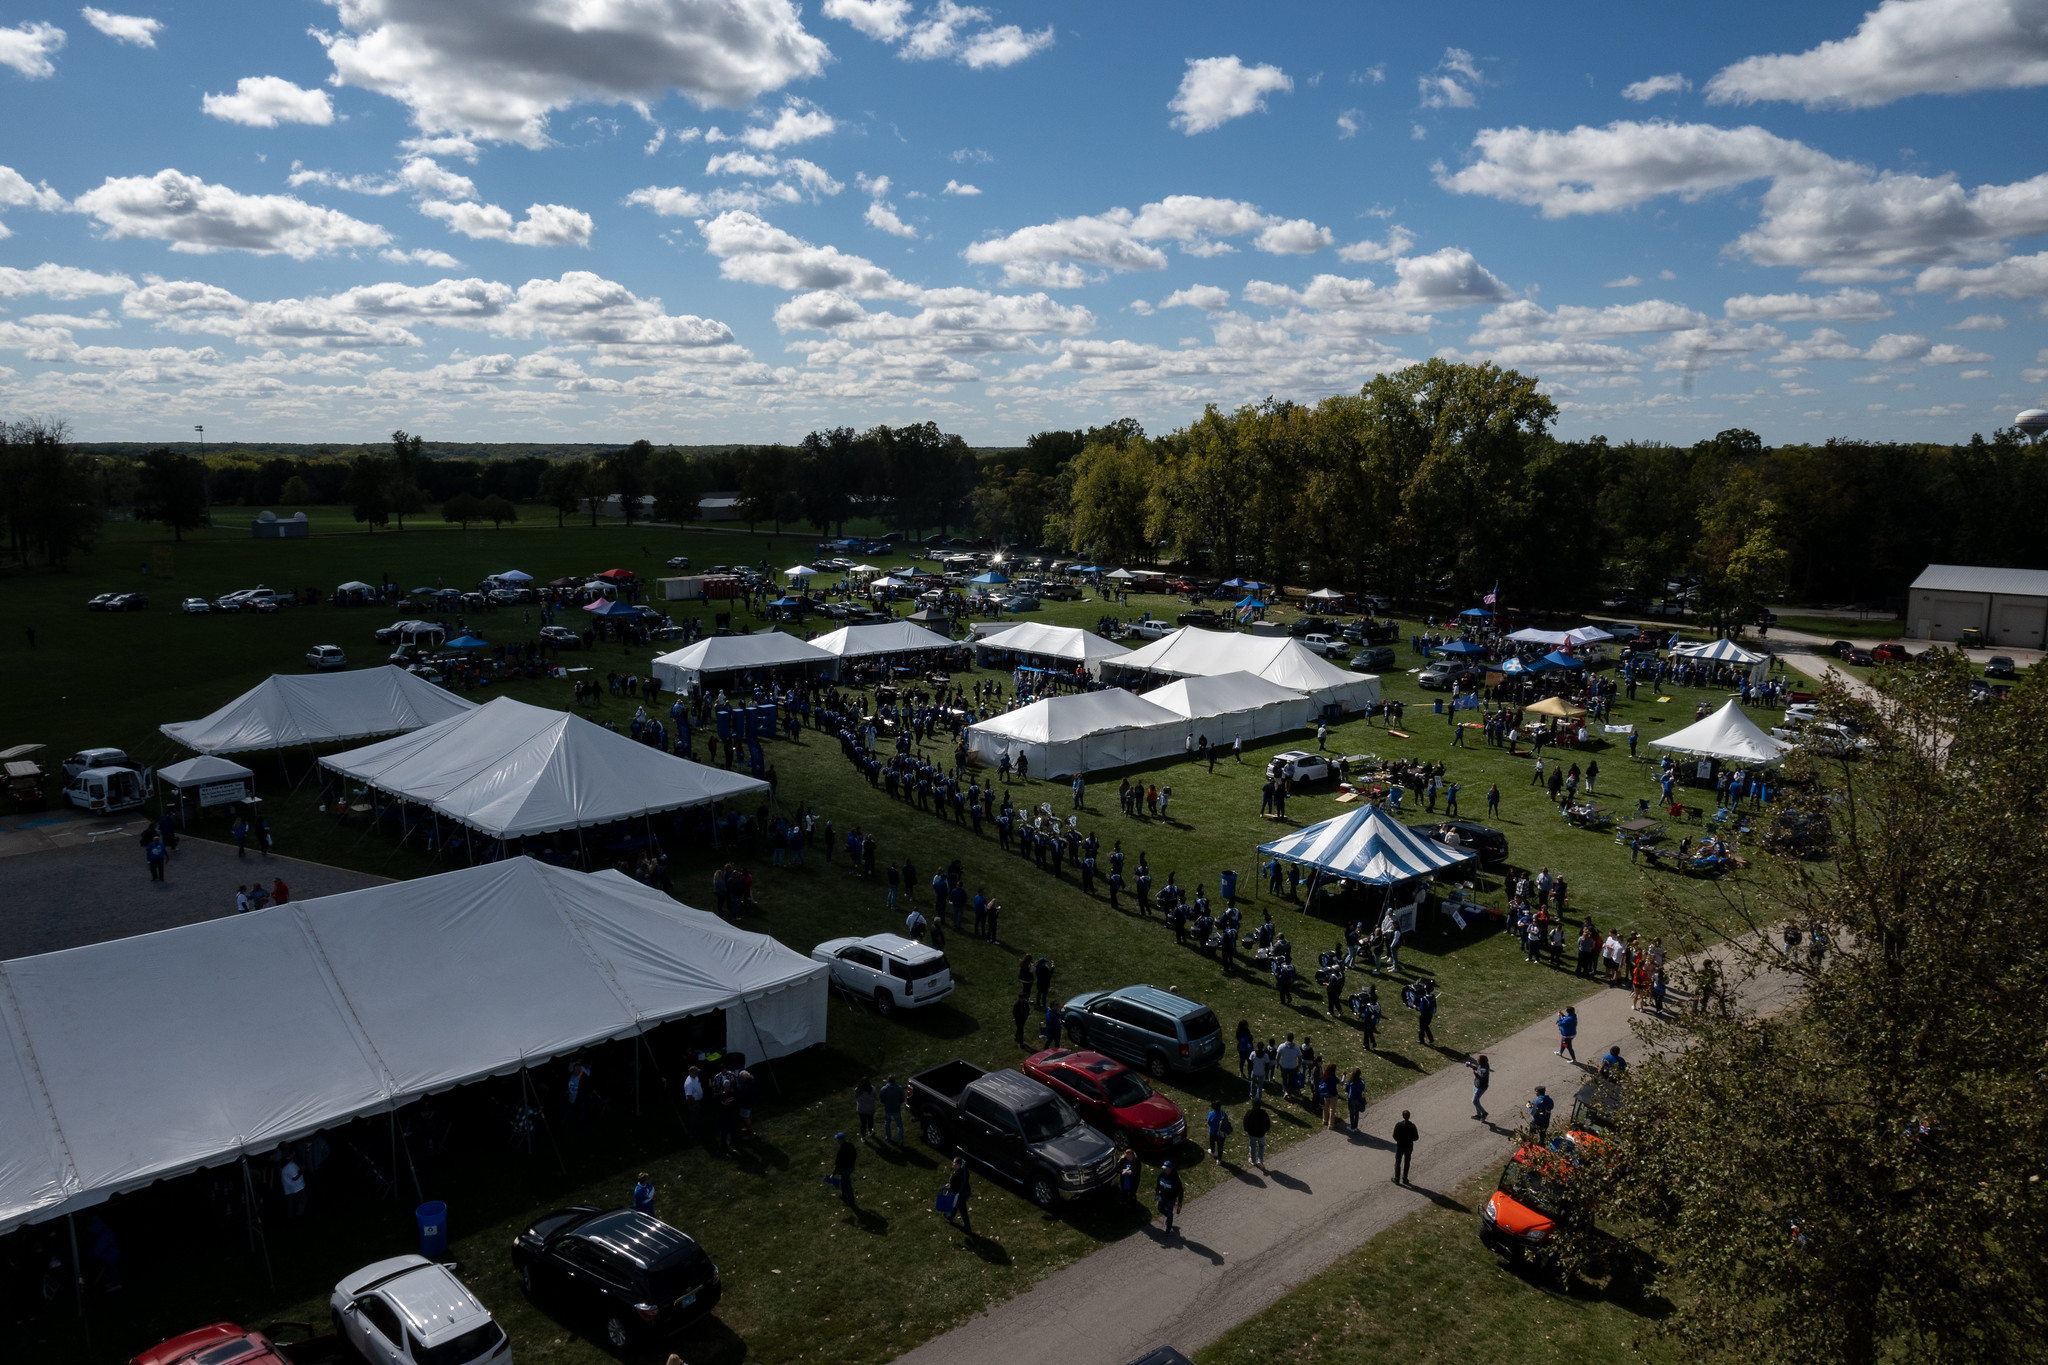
(0, 826, 390, 960)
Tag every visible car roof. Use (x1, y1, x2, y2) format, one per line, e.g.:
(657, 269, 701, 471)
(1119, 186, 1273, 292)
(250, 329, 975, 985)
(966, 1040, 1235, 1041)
(574, 1208, 701, 1270)
(858, 932, 942, 961)
(1110, 984, 1209, 1019)
(375, 1260, 493, 1343)
(1048, 1049, 1126, 1078)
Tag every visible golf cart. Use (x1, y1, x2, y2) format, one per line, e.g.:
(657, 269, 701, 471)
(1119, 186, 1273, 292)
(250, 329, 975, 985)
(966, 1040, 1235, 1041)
(2, 743, 46, 812)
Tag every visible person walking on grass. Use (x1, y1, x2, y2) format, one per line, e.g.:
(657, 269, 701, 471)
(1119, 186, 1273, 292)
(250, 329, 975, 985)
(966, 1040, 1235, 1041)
(854, 1077, 878, 1143)
(880, 1075, 905, 1143)
(1391, 1110, 1417, 1185)
(1012, 990, 1032, 1047)
(943, 1156, 974, 1236)
(1465, 1054, 1491, 1122)
(830, 1133, 859, 1208)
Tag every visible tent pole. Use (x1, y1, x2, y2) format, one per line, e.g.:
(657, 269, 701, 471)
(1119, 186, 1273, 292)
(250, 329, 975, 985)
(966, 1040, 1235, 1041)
(396, 1110, 426, 1207)
(634, 1038, 640, 1117)
(241, 1155, 275, 1291)
(66, 1211, 87, 1322)
(577, 827, 589, 871)
(390, 1112, 400, 1200)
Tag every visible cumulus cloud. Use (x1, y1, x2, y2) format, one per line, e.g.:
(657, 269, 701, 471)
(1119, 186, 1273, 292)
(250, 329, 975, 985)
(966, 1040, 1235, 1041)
(1335, 226, 1415, 263)
(1440, 119, 1833, 216)
(380, 246, 462, 267)
(314, 0, 830, 147)
(1620, 72, 1689, 101)
(1722, 288, 1891, 321)
(1468, 296, 1710, 345)
(1947, 312, 2006, 328)
(1389, 247, 1512, 307)
(0, 262, 135, 298)
(1255, 218, 1336, 254)
(836, 0, 1053, 68)
(0, 165, 66, 236)
(203, 76, 336, 127)
(1169, 56, 1292, 134)
(80, 8, 160, 46)
(1418, 47, 1482, 109)
(420, 199, 593, 246)
(1915, 251, 2048, 298)
(1157, 285, 1231, 311)
(736, 97, 835, 150)
(822, 0, 910, 40)
(705, 149, 842, 200)
(0, 21, 65, 78)
(621, 184, 770, 216)
(74, 168, 390, 257)
(866, 200, 917, 236)
(965, 194, 1335, 285)
(1605, 274, 1642, 287)
(701, 209, 915, 296)
(289, 156, 479, 200)
(943, 179, 980, 196)
(1706, 0, 2048, 108)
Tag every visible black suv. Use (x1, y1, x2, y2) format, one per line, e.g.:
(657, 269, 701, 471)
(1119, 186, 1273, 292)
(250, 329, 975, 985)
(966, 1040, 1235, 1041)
(512, 1206, 721, 1348)
(1422, 819, 1509, 867)
(1177, 608, 1221, 627)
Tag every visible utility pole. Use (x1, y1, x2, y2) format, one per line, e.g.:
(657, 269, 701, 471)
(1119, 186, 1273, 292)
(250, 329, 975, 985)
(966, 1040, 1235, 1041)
(195, 425, 211, 526)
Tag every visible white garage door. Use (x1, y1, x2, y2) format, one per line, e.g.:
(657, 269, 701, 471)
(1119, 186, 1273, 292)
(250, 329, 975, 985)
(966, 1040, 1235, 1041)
(1926, 595, 1987, 640)
(1993, 599, 2047, 648)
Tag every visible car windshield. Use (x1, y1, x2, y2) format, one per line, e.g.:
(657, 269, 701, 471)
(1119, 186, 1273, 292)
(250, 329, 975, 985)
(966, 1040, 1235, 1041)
(411, 1322, 504, 1365)
(1500, 1162, 1565, 1218)
(1100, 1071, 1152, 1108)
(1017, 1097, 1080, 1143)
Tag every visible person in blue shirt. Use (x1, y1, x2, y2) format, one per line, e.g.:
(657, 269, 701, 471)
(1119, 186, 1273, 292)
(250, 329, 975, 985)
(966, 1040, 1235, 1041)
(1556, 1005, 1579, 1060)
(1528, 1085, 1554, 1139)
(631, 1173, 655, 1214)
(1599, 1046, 1629, 1080)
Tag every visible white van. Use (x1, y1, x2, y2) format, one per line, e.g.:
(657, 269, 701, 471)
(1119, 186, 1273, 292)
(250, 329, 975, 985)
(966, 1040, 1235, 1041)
(65, 765, 152, 813)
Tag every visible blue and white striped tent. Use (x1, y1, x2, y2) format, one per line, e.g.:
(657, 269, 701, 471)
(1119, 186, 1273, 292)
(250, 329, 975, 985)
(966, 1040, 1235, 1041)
(1257, 805, 1477, 886)
(1669, 637, 1768, 665)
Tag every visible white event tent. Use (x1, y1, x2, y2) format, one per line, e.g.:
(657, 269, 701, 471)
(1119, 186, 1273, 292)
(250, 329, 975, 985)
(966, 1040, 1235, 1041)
(808, 620, 958, 664)
(1669, 637, 1769, 664)
(1507, 626, 1614, 647)
(0, 857, 826, 1236)
(651, 632, 836, 694)
(1649, 700, 1789, 765)
(161, 666, 477, 755)
(972, 621, 1131, 678)
(1140, 671, 1316, 743)
(1104, 627, 1380, 713)
(965, 690, 1183, 776)
(1258, 805, 1477, 885)
(322, 696, 764, 839)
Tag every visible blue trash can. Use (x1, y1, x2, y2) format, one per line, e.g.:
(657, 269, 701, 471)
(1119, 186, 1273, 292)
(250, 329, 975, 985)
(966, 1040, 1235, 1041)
(416, 1201, 448, 1258)
(1433, 699, 1444, 714)
(1220, 870, 1238, 904)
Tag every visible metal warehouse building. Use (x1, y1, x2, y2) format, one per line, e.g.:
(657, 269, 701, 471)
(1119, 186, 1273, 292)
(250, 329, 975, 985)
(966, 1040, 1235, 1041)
(1908, 564, 2048, 648)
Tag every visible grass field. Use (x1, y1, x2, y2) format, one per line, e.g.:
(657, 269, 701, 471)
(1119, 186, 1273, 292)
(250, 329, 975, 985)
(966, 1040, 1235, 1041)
(5, 511, 1762, 1365)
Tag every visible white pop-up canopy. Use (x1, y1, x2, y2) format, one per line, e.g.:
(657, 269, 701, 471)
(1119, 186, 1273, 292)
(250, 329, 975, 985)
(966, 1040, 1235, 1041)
(965, 690, 1183, 776)
(808, 620, 957, 661)
(971, 621, 1130, 678)
(1258, 805, 1477, 885)
(156, 755, 255, 788)
(1139, 671, 1315, 743)
(651, 632, 836, 693)
(1650, 700, 1789, 765)
(1670, 637, 1768, 664)
(323, 696, 765, 838)
(161, 666, 477, 755)
(0, 857, 826, 1236)
(1106, 627, 1380, 712)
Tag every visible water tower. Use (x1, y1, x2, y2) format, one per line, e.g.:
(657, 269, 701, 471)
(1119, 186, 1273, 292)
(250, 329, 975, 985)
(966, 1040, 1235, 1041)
(2019, 408, 2048, 444)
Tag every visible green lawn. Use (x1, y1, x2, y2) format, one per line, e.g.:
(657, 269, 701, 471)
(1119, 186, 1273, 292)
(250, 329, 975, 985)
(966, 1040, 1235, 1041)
(1195, 1171, 1677, 1365)
(7, 513, 1758, 1364)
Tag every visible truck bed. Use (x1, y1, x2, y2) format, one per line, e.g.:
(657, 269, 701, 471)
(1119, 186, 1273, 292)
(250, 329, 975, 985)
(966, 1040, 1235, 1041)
(907, 1059, 987, 1109)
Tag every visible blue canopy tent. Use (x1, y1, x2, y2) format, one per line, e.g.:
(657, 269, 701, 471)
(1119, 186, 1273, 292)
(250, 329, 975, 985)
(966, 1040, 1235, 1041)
(1221, 577, 1248, 589)
(1459, 607, 1494, 618)
(1540, 650, 1586, 670)
(769, 596, 804, 608)
(1235, 596, 1267, 609)
(969, 570, 1011, 585)
(1436, 639, 1487, 657)
(443, 634, 491, 649)
(1257, 805, 1477, 885)
(583, 598, 645, 617)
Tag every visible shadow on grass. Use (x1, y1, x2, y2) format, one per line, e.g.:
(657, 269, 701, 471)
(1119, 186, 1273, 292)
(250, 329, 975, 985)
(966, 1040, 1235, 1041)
(1404, 1183, 1471, 1214)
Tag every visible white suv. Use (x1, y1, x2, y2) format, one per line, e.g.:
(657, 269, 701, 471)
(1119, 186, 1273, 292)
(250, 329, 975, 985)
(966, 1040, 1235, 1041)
(1267, 750, 1330, 783)
(812, 933, 954, 1015)
(306, 645, 347, 671)
(332, 1255, 510, 1365)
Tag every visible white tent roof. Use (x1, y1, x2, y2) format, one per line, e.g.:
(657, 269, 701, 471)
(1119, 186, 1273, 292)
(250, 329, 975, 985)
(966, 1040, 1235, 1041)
(1257, 806, 1477, 885)
(335, 580, 376, 593)
(972, 621, 1130, 664)
(323, 696, 765, 837)
(1108, 627, 1379, 710)
(970, 689, 1180, 745)
(0, 858, 826, 1235)
(161, 667, 478, 755)
(157, 755, 254, 787)
(652, 632, 835, 681)
(1139, 670, 1311, 720)
(808, 620, 957, 659)
(1649, 700, 1789, 764)
(1670, 637, 1768, 664)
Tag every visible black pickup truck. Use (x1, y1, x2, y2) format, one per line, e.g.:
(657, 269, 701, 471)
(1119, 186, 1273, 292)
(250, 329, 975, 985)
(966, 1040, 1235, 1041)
(907, 1060, 1120, 1208)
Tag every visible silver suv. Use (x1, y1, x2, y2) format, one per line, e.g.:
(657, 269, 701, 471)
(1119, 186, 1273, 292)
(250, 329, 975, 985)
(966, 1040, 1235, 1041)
(1061, 985, 1226, 1077)
(331, 1255, 510, 1365)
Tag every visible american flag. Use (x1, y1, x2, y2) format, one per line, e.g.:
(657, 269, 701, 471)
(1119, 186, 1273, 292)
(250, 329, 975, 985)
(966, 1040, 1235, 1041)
(1483, 583, 1497, 605)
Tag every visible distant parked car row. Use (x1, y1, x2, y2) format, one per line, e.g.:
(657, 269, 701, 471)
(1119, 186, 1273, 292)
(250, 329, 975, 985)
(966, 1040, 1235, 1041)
(86, 593, 148, 611)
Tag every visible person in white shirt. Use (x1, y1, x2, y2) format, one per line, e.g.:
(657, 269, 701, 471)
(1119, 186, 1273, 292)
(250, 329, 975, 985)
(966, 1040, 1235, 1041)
(235, 886, 252, 914)
(280, 1156, 307, 1219)
(683, 1065, 706, 1136)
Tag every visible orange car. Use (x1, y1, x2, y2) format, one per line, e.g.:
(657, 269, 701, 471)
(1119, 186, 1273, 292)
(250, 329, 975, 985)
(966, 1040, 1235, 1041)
(1479, 1091, 1615, 1261)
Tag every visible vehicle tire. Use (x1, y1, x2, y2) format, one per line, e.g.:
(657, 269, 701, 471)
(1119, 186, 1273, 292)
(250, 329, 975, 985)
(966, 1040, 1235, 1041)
(924, 1118, 951, 1151)
(1065, 1021, 1086, 1047)
(1116, 1126, 1141, 1152)
(604, 1314, 632, 1349)
(521, 1262, 536, 1296)
(1146, 1052, 1171, 1080)
(1030, 1172, 1060, 1208)
(873, 988, 895, 1017)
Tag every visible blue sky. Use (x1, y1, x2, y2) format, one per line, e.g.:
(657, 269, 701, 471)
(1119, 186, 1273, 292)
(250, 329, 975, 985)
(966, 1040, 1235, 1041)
(3, 0, 2046, 445)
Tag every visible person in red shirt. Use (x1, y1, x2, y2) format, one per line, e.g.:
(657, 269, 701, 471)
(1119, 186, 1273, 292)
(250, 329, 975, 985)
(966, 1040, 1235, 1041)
(272, 878, 289, 905)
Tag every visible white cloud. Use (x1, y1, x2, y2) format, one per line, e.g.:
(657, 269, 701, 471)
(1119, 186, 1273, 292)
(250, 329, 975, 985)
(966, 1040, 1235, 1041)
(74, 169, 390, 257)
(822, 0, 910, 41)
(315, 0, 830, 148)
(203, 76, 336, 127)
(1947, 312, 2006, 329)
(1254, 218, 1336, 254)
(1469, 297, 1707, 345)
(0, 163, 67, 237)
(1441, 119, 1833, 216)
(1723, 288, 1892, 321)
(966, 195, 1335, 284)
(379, 246, 462, 267)
(705, 149, 843, 200)
(701, 210, 915, 296)
(0, 262, 135, 298)
(950, 147, 992, 163)
(1916, 251, 2048, 299)
(738, 97, 835, 150)
(866, 200, 917, 237)
(1620, 73, 1689, 101)
(1418, 47, 1481, 109)
(420, 199, 593, 246)
(1336, 109, 1359, 138)
(0, 21, 65, 78)
(1706, 0, 2048, 109)
(1157, 285, 1231, 311)
(1923, 341, 1992, 363)
(80, 8, 159, 46)
(1169, 56, 1292, 134)
(959, 24, 1053, 68)
(1390, 247, 1511, 307)
(943, 179, 980, 196)
(1335, 226, 1415, 262)
(288, 156, 479, 201)
(1605, 274, 1642, 287)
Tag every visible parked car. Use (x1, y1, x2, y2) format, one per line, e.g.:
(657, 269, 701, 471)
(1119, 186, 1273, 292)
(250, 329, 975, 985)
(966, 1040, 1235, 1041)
(306, 645, 348, 671)
(1841, 648, 1875, 667)
(539, 625, 582, 648)
(907, 1060, 1120, 1207)
(1967, 678, 2012, 703)
(1480, 1116, 1606, 1263)
(666, 556, 691, 569)
(1000, 595, 1040, 613)
(1829, 640, 1856, 659)
(1423, 819, 1510, 868)
(106, 592, 149, 611)
(1870, 642, 1915, 663)
(1771, 720, 1871, 756)
(1350, 645, 1397, 673)
(811, 933, 953, 1014)
(1176, 609, 1221, 627)
(512, 1205, 721, 1348)
(181, 597, 213, 615)
(1300, 634, 1346, 658)
(86, 592, 118, 611)
(1021, 1048, 1187, 1154)
(65, 765, 152, 814)
(1984, 655, 2019, 679)
(1267, 750, 1330, 783)
(1127, 620, 1176, 641)
(1041, 581, 1082, 601)
(330, 1255, 508, 1365)
(1416, 661, 1471, 691)
(1060, 984, 1226, 1077)
(129, 1321, 342, 1365)
(63, 747, 130, 778)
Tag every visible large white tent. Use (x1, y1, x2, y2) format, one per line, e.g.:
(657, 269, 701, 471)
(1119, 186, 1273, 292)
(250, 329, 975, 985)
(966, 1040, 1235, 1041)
(1104, 627, 1379, 713)
(1507, 625, 1614, 647)
(1257, 805, 1477, 885)
(1649, 700, 1789, 765)
(972, 621, 1130, 678)
(965, 690, 1183, 776)
(1139, 671, 1315, 743)
(0, 857, 826, 1235)
(322, 696, 765, 839)
(160, 666, 476, 755)
(808, 620, 957, 663)
(651, 632, 836, 694)
(1669, 637, 1769, 664)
